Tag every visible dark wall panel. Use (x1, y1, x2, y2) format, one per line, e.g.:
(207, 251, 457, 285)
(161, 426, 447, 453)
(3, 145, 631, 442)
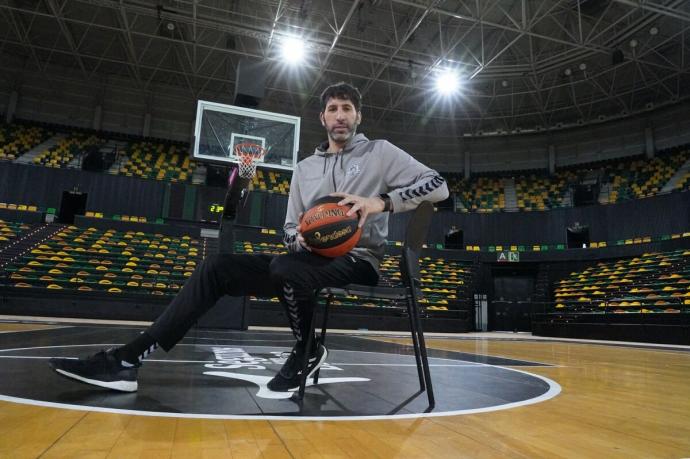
(429, 192, 689, 247)
(167, 183, 186, 219)
(0, 162, 166, 218)
(255, 191, 688, 248)
(3, 162, 686, 248)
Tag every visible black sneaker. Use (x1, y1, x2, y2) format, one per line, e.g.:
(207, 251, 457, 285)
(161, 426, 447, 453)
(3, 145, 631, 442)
(49, 349, 140, 392)
(267, 342, 328, 392)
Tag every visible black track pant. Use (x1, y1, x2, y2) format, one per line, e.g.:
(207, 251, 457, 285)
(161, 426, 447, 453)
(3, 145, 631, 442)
(147, 252, 378, 351)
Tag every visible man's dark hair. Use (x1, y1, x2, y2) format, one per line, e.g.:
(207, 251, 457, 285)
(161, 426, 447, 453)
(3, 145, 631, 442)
(320, 82, 362, 112)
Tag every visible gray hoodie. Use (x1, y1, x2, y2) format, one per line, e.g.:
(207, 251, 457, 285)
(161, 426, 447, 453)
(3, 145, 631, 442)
(283, 133, 449, 273)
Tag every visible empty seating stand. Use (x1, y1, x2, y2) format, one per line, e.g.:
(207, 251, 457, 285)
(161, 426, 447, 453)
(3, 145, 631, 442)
(0, 203, 41, 215)
(553, 249, 690, 313)
(443, 144, 689, 212)
(3, 120, 689, 211)
(118, 141, 196, 183)
(454, 176, 506, 212)
(2, 226, 203, 296)
(251, 168, 292, 194)
(514, 174, 569, 211)
(0, 123, 53, 161)
(0, 220, 32, 249)
(33, 133, 104, 168)
(602, 148, 689, 203)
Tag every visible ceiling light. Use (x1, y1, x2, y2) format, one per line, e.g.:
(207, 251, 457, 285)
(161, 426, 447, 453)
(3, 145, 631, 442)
(650, 27, 658, 36)
(435, 69, 460, 96)
(281, 36, 305, 64)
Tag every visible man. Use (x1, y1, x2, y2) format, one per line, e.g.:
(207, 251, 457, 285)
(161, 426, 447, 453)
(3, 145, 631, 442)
(49, 82, 449, 393)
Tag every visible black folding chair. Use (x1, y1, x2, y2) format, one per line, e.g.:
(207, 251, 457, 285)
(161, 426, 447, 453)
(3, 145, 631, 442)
(296, 201, 436, 408)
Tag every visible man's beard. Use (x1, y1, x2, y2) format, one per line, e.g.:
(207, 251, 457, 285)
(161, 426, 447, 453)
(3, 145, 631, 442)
(328, 123, 357, 143)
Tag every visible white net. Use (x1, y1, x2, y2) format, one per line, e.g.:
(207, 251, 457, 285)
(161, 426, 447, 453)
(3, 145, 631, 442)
(234, 143, 266, 179)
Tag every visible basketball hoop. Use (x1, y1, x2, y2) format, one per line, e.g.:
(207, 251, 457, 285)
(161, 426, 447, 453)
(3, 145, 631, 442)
(234, 142, 267, 179)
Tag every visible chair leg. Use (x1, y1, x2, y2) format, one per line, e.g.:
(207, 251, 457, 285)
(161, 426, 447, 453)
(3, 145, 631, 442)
(405, 296, 425, 390)
(409, 292, 435, 409)
(297, 305, 318, 400)
(314, 293, 332, 384)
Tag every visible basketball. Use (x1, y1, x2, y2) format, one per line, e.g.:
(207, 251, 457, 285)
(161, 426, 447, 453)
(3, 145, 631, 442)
(300, 196, 362, 257)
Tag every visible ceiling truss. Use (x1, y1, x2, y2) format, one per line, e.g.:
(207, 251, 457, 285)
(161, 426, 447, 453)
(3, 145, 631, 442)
(0, 0, 688, 136)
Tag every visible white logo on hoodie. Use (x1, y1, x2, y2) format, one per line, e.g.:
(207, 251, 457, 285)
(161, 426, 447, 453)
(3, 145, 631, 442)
(346, 163, 361, 177)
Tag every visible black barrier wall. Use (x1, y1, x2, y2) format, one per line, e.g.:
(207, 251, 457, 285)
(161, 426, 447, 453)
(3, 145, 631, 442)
(1, 162, 687, 247)
(234, 189, 687, 250)
(0, 162, 166, 218)
(415, 191, 689, 247)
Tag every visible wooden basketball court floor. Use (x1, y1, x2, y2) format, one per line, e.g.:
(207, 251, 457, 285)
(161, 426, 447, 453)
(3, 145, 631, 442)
(0, 316, 688, 458)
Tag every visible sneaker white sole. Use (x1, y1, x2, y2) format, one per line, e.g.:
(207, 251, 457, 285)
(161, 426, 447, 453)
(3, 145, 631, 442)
(285, 347, 329, 391)
(55, 368, 138, 392)
(307, 347, 328, 380)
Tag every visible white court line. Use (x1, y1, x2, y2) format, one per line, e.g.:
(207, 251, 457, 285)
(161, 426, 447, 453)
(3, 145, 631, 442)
(0, 344, 135, 353)
(0, 326, 72, 334)
(0, 315, 152, 326)
(2, 316, 688, 351)
(0, 382, 561, 421)
(0, 354, 561, 368)
(0, 343, 562, 421)
(0, 374, 561, 422)
(0, 343, 556, 367)
(348, 334, 552, 367)
(353, 332, 690, 352)
(0, 356, 484, 366)
(181, 337, 296, 342)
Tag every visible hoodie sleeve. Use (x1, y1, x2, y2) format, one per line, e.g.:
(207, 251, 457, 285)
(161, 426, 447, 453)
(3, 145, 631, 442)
(380, 141, 449, 213)
(283, 165, 306, 252)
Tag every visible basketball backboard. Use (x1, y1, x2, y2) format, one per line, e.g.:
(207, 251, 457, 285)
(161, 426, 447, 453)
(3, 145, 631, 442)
(192, 100, 299, 171)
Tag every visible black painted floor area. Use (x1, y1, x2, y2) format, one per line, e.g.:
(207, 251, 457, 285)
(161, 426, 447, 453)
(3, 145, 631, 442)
(0, 325, 559, 419)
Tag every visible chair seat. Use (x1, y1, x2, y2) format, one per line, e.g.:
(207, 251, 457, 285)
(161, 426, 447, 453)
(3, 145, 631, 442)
(323, 284, 414, 300)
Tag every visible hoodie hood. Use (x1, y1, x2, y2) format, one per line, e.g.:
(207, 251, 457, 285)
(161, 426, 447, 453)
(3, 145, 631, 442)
(314, 133, 369, 156)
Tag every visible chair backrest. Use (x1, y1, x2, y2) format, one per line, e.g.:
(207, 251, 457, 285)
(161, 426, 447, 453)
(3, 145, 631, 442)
(400, 201, 434, 288)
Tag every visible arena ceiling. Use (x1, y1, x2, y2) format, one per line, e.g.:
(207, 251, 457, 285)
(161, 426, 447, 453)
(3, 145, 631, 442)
(1, 0, 689, 137)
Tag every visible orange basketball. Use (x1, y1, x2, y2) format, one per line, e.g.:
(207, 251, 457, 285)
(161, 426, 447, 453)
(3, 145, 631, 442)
(301, 196, 362, 258)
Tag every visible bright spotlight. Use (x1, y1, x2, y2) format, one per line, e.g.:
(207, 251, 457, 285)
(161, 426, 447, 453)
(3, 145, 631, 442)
(435, 69, 460, 96)
(281, 36, 305, 64)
